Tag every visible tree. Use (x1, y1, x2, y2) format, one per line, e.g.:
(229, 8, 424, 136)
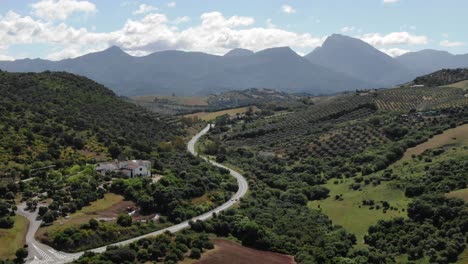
(189, 248, 201, 259)
(38, 207, 48, 217)
(15, 248, 28, 263)
(117, 214, 132, 227)
(88, 218, 99, 230)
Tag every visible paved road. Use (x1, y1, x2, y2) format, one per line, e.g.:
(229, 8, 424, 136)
(17, 124, 248, 264)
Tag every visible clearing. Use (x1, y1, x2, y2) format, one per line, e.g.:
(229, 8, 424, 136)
(447, 188, 468, 202)
(190, 239, 296, 264)
(132, 95, 209, 106)
(0, 215, 29, 259)
(443, 80, 468, 90)
(36, 193, 132, 239)
(400, 124, 468, 161)
(308, 180, 409, 244)
(184, 106, 258, 121)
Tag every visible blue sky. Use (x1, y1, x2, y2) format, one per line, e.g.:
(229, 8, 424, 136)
(0, 0, 466, 60)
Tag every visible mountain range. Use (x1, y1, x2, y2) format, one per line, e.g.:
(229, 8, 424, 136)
(0, 34, 467, 96)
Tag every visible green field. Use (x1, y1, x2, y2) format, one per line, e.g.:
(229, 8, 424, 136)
(0, 215, 28, 259)
(308, 180, 409, 244)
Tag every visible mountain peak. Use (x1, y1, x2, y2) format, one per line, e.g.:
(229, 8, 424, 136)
(224, 48, 254, 57)
(103, 45, 126, 54)
(255, 47, 298, 57)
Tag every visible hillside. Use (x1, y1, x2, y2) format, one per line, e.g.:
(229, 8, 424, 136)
(0, 71, 180, 176)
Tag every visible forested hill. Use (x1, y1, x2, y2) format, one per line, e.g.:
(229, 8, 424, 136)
(0, 71, 181, 176)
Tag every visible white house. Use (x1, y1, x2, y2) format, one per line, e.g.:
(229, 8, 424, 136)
(96, 160, 151, 178)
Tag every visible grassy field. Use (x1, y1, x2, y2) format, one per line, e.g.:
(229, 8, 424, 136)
(457, 248, 468, 264)
(308, 180, 409, 244)
(400, 124, 468, 161)
(443, 80, 468, 90)
(132, 95, 209, 106)
(184, 106, 258, 121)
(0, 215, 29, 259)
(447, 188, 468, 202)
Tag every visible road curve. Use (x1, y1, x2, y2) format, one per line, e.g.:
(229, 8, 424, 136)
(18, 124, 248, 264)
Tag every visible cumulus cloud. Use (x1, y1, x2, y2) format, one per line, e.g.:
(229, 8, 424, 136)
(133, 4, 158, 15)
(380, 48, 410, 57)
(281, 5, 296, 14)
(31, 0, 96, 21)
(167, 2, 176, 8)
(383, 0, 400, 3)
(440, 40, 465, 47)
(359, 32, 428, 46)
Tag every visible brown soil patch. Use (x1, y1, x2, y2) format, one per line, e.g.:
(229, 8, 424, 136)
(194, 239, 296, 264)
(96, 200, 134, 217)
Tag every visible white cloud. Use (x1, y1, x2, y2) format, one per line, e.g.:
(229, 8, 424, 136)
(383, 0, 400, 3)
(167, 2, 176, 8)
(281, 5, 296, 14)
(173, 16, 190, 24)
(31, 0, 96, 21)
(0, 10, 325, 59)
(380, 48, 410, 57)
(133, 4, 158, 15)
(359, 32, 428, 46)
(440, 40, 465, 47)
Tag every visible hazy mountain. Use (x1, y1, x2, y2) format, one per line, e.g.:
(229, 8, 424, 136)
(197, 47, 371, 95)
(305, 34, 412, 87)
(224, 48, 254, 57)
(396, 49, 468, 76)
(0, 45, 370, 96)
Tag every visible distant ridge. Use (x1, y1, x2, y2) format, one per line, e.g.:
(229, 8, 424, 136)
(0, 44, 370, 96)
(224, 48, 254, 57)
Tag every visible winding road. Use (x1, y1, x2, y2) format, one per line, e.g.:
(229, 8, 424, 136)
(16, 124, 248, 264)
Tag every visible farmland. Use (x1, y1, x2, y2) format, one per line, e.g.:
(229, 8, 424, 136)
(197, 83, 468, 263)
